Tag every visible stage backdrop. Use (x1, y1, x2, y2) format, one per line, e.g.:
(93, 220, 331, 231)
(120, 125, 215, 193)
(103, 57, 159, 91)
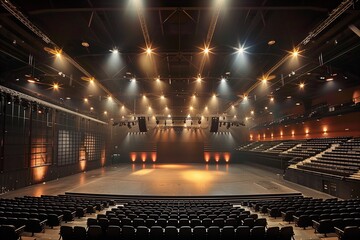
(157, 142, 204, 163)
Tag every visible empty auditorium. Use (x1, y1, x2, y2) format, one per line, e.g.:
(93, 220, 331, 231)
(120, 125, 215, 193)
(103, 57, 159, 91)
(1, 0, 360, 239)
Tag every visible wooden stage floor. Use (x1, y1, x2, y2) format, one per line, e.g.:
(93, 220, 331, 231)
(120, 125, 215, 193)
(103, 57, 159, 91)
(1, 163, 332, 199)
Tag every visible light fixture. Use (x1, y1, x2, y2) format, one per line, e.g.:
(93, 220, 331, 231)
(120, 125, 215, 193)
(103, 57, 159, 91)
(146, 47, 152, 54)
(244, 95, 248, 100)
(299, 83, 305, 89)
(251, 110, 254, 115)
(53, 83, 59, 90)
(237, 47, 244, 54)
(90, 107, 94, 111)
(205, 106, 208, 110)
(28, 79, 35, 83)
(292, 48, 299, 57)
(287, 96, 292, 99)
(143, 95, 146, 99)
(104, 111, 107, 115)
(108, 96, 113, 101)
(296, 102, 300, 106)
(197, 76, 202, 82)
(160, 95, 165, 99)
(110, 48, 118, 53)
(84, 98, 88, 102)
(82, 41, 89, 47)
(270, 97, 274, 102)
(221, 77, 226, 82)
(326, 77, 334, 82)
(193, 94, 196, 99)
(190, 106, 193, 110)
(204, 47, 209, 54)
(268, 40, 276, 45)
(156, 77, 160, 82)
(212, 94, 216, 98)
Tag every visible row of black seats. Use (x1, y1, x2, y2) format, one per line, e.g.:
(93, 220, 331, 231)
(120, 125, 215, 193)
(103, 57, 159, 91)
(313, 218, 360, 237)
(0, 224, 25, 240)
(60, 225, 294, 240)
(0, 217, 46, 236)
(87, 216, 267, 230)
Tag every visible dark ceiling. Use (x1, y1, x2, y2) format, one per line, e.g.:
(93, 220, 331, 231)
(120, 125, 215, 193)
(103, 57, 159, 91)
(0, 0, 359, 121)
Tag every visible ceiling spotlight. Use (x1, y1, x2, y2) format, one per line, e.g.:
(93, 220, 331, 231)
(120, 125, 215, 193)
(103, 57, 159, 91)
(193, 94, 196, 99)
(237, 47, 244, 54)
(221, 77, 226, 82)
(143, 94, 146, 99)
(299, 83, 305, 89)
(165, 106, 168, 110)
(204, 47, 209, 54)
(187, 114, 191, 118)
(146, 47, 152, 54)
(108, 96, 113, 100)
(190, 106, 193, 110)
(130, 77, 136, 82)
(121, 105, 125, 109)
(244, 95, 248, 100)
(205, 106, 208, 110)
(148, 106, 152, 110)
(292, 49, 299, 57)
(90, 107, 94, 111)
(156, 77, 160, 82)
(104, 111, 107, 115)
(168, 114, 171, 118)
(110, 48, 119, 53)
(55, 49, 62, 58)
(268, 40, 276, 45)
(160, 95, 165, 99)
(197, 76, 202, 82)
(212, 94, 216, 98)
(27, 79, 35, 83)
(251, 110, 254, 115)
(82, 41, 89, 47)
(84, 98, 88, 102)
(270, 97, 274, 102)
(53, 83, 59, 90)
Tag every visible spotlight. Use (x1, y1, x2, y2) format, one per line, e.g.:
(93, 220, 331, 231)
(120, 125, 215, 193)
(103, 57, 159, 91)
(53, 83, 59, 90)
(110, 48, 119, 53)
(270, 97, 274, 102)
(204, 47, 209, 54)
(237, 47, 244, 54)
(292, 49, 299, 57)
(299, 83, 305, 89)
(104, 111, 107, 115)
(84, 98, 88, 102)
(146, 47, 152, 54)
(156, 77, 160, 82)
(221, 77, 226, 82)
(160, 95, 165, 99)
(244, 95, 248, 100)
(197, 76, 202, 82)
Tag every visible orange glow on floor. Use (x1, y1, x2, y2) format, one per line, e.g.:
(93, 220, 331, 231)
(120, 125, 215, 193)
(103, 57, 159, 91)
(156, 164, 192, 169)
(33, 166, 48, 182)
(79, 160, 86, 171)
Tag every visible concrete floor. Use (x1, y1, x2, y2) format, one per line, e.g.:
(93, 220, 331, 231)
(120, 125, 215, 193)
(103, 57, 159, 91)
(1, 163, 333, 199)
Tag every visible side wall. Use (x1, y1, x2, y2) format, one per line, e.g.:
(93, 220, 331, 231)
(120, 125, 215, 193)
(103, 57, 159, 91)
(0, 94, 109, 193)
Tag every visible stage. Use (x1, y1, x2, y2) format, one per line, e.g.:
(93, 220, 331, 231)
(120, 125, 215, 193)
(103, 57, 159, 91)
(1, 163, 332, 199)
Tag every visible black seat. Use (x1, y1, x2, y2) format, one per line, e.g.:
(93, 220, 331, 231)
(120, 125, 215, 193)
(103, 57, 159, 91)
(279, 226, 294, 240)
(265, 226, 279, 240)
(213, 218, 224, 228)
(208, 226, 220, 240)
(313, 219, 334, 237)
(87, 225, 103, 240)
(146, 218, 155, 228)
(202, 218, 212, 228)
(0, 225, 21, 240)
(221, 226, 235, 240)
(243, 218, 254, 228)
(149, 226, 163, 240)
(106, 225, 121, 240)
(73, 226, 87, 240)
(236, 226, 250, 240)
(251, 226, 265, 240)
(179, 226, 192, 240)
(336, 226, 360, 240)
(193, 226, 206, 240)
(136, 226, 149, 240)
(164, 226, 178, 240)
(122, 225, 136, 240)
(59, 226, 74, 240)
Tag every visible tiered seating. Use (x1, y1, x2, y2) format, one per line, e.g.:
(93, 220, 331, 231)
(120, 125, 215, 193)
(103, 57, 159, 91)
(245, 196, 360, 237)
(250, 141, 282, 152)
(267, 141, 304, 153)
(280, 137, 349, 161)
(65, 200, 294, 240)
(238, 142, 263, 151)
(0, 195, 114, 236)
(297, 138, 360, 177)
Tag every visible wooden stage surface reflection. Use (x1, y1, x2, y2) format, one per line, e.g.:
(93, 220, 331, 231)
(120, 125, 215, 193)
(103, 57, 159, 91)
(1, 163, 332, 199)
